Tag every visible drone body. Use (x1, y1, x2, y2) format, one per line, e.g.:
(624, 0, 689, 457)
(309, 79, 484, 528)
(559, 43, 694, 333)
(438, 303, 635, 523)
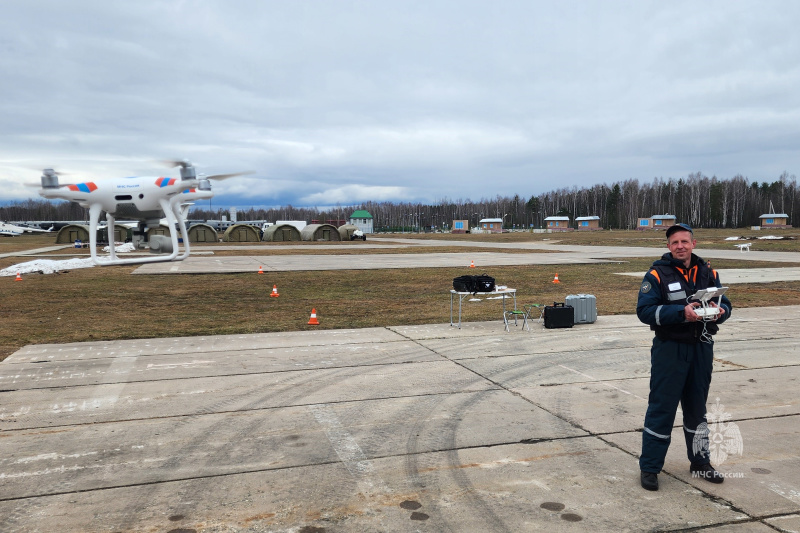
(36, 161, 242, 266)
(42, 175, 194, 219)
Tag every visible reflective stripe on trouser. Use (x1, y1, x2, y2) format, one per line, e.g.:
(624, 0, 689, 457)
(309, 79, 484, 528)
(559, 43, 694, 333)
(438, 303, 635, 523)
(640, 337, 714, 473)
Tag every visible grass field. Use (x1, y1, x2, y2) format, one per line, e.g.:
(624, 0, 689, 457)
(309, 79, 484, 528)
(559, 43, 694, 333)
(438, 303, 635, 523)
(2, 229, 799, 362)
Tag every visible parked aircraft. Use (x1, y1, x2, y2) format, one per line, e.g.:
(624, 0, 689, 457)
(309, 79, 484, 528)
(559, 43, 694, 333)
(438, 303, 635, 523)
(0, 221, 54, 236)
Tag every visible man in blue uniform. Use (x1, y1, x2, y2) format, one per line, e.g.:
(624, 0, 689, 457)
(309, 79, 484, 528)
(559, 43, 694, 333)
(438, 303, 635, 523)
(637, 224, 733, 491)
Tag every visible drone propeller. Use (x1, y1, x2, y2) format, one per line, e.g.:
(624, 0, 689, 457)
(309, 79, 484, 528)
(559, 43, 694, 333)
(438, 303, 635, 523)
(204, 171, 255, 181)
(159, 159, 194, 169)
(159, 159, 253, 181)
(43, 168, 69, 176)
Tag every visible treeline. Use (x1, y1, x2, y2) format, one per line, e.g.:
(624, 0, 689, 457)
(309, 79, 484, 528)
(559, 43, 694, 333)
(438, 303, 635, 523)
(0, 198, 88, 222)
(191, 172, 799, 230)
(4, 172, 796, 230)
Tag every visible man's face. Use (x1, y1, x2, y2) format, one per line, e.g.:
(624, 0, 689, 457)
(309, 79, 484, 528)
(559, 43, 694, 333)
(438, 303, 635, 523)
(667, 230, 696, 264)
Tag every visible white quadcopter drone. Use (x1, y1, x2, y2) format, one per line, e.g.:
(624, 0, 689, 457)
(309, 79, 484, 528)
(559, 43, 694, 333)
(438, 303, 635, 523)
(36, 160, 248, 266)
(691, 286, 729, 318)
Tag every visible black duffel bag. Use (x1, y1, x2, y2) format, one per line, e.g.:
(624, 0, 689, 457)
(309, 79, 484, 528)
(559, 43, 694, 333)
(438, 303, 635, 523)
(453, 275, 477, 293)
(474, 273, 495, 292)
(453, 274, 496, 294)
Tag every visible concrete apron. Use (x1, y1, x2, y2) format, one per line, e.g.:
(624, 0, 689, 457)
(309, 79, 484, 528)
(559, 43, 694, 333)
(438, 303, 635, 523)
(0, 306, 798, 532)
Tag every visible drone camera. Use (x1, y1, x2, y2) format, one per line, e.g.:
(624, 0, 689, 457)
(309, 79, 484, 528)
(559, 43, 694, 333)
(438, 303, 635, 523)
(149, 235, 174, 254)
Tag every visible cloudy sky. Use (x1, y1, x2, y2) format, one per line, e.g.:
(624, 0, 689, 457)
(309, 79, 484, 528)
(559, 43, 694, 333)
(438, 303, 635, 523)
(1, 1, 799, 209)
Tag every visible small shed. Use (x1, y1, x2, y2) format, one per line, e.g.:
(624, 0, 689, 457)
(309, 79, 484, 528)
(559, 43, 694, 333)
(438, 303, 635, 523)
(451, 220, 469, 234)
(338, 224, 360, 240)
(638, 214, 676, 230)
(55, 224, 90, 244)
(759, 213, 791, 229)
(301, 223, 341, 241)
(544, 216, 572, 231)
(223, 224, 261, 242)
(188, 223, 219, 243)
(575, 216, 601, 230)
(479, 218, 503, 233)
(263, 224, 302, 242)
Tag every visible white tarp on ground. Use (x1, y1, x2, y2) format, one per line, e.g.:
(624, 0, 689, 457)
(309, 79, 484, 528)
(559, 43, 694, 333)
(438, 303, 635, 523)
(726, 235, 784, 241)
(104, 243, 136, 252)
(0, 258, 96, 276)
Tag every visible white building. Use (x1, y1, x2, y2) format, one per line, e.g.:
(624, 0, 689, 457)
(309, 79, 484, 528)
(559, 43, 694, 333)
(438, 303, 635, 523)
(349, 210, 374, 234)
(276, 220, 307, 232)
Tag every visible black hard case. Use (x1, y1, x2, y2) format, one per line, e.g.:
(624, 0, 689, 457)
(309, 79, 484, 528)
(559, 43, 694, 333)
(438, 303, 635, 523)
(544, 302, 574, 329)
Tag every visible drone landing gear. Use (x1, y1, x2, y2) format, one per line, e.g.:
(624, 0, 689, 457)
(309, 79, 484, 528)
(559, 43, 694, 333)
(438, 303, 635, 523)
(88, 198, 191, 266)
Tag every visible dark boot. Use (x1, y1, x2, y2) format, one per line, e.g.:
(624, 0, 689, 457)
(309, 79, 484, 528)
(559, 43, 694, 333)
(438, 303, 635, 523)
(690, 463, 725, 484)
(641, 471, 659, 491)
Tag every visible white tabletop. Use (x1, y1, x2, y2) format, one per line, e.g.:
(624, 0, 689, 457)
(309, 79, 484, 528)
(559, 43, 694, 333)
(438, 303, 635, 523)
(451, 288, 515, 295)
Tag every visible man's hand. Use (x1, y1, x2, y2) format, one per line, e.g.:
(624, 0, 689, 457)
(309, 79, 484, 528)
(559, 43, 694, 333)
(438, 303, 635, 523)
(685, 302, 726, 322)
(708, 301, 725, 321)
(684, 302, 700, 322)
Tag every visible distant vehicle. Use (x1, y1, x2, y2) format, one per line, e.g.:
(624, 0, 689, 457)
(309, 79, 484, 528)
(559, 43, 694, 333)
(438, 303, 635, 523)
(350, 229, 367, 241)
(0, 221, 53, 236)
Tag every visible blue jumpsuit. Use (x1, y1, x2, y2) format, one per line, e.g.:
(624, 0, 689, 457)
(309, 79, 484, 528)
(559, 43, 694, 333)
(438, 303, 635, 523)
(637, 253, 732, 473)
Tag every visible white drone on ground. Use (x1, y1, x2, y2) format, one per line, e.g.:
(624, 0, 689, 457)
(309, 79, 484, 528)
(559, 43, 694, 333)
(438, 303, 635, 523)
(36, 160, 248, 266)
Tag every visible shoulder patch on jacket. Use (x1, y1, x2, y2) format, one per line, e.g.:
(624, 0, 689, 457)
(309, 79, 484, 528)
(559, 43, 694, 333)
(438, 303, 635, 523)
(641, 280, 652, 293)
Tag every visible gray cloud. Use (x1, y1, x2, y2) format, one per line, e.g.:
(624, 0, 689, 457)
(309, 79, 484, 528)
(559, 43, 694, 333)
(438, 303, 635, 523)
(2, 1, 799, 208)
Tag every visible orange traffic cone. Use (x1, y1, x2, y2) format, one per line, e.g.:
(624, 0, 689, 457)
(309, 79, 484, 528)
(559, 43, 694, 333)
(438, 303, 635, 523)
(552, 273, 560, 284)
(270, 284, 280, 297)
(258, 266, 264, 274)
(15, 272, 22, 281)
(469, 260, 475, 268)
(307, 308, 320, 325)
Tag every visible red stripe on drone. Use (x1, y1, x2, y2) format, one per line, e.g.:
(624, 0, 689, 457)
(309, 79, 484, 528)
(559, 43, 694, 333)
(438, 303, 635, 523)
(67, 182, 98, 193)
(156, 177, 177, 187)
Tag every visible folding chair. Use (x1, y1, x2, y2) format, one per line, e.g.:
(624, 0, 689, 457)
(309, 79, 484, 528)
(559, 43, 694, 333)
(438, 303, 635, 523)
(524, 304, 545, 325)
(504, 308, 530, 332)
